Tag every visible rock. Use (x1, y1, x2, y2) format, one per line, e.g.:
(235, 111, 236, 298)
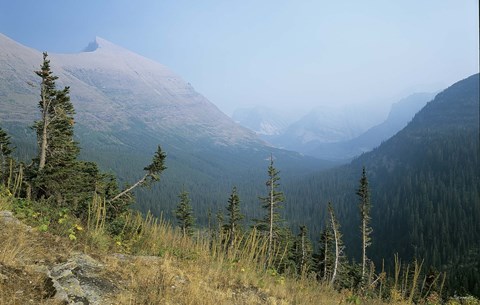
(47, 253, 117, 305)
(0, 210, 21, 225)
(0, 210, 32, 231)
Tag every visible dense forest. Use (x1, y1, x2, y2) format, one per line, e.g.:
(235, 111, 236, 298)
(285, 74, 480, 296)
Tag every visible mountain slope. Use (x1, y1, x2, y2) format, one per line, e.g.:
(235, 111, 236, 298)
(0, 33, 329, 223)
(285, 73, 480, 296)
(0, 34, 261, 146)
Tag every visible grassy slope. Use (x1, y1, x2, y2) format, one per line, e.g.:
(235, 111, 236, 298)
(0, 194, 391, 305)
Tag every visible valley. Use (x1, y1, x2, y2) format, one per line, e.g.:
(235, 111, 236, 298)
(0, 32, 479, 300)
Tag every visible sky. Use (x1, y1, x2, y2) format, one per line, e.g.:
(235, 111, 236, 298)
(0, 0, 478, 117)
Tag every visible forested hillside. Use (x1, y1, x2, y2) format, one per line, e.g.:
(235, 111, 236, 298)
(0, 33, 331, 225)
(285, 74, 480, 296)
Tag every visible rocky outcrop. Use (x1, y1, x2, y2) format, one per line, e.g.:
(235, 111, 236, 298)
(0, 211, 118, 304)
(47, 253, 118, 305)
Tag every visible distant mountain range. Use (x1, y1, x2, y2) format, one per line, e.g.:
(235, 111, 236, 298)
(309, 92, 435, 160)
(232, 106, 290, 136)
(232, 93, 434, 162)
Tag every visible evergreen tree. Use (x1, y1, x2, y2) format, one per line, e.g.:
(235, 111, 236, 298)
(356, 166, 372, 281)
(0, 126, 14, 185)
(34, 52, 59, 171)
(316, 224, 334, 282)
(108, 145, 167, 203)
(34, 52, 79, 171)
(256, 154, 285, 259)
(175, 190, 194, 238)
(223, 186, 243, 249)
(31, 52, 89, 205)
(293, 225, 313, 276)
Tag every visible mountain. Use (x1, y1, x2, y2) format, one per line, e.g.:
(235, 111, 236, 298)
(309, 92, 435, 161)
(260, 103, 388, 154)
(232, 106, 290, 136)
(0, 34, 261, 146)
(284, 73, 480, 296)
(0, 33, 330, 222)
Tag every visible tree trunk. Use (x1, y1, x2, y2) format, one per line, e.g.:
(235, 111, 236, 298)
(38, 86, 48, 170)
(301, 231, 306, 272)
(362, 221, 366, 278)
(107, 173, 147, 203)
(268, 176, 274, 258)
(323, 235, 329, 281)
(330, 209, 339, 285)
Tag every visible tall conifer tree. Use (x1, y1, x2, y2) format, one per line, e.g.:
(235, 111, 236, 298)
(293, 225, 313, 276)
(34, 53, 79, 170)
(356, 166, 372, 281)
(32, 52, 84, 203)
(223, 186, 243, 249)
(317, 224, 334, 282)
(0, 126, 13, 185)
(256, 154, 285, 258)
(175, 190, 195, 238)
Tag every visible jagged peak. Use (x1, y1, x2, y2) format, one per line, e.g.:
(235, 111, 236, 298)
(82, 39, 99, 52)
(81, 36, 128, 53)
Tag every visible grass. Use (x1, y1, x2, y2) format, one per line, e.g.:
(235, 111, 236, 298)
(1, 193, 479, 304)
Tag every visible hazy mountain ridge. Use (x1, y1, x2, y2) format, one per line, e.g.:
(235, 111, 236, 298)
(232, 106, 290, 136)
(233, 94, 432, 162)
(308, 92, 435, 161)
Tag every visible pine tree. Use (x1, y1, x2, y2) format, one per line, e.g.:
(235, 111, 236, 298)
(317, 224, 334, 282)
(34, 52, 59, 171)
(356, 166, 372, 281)
(0, 126, 14, 185)
(328, 202, 345, 286)
(256, 154, 285, 259)
(108, 145, 167, 203)
(293, 225, 313, 276)
(31, 52, 86, 204)
(223, 186, 243, 249)
(34, 53, 79, 171)
(175, 190, 194, 238)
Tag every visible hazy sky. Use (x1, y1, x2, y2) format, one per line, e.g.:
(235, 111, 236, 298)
(0, 0, 478, 116)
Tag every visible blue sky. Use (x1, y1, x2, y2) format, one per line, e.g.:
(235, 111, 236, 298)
(0, 0, 478, 116)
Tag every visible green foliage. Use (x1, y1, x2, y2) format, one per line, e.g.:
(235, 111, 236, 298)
(223, 186, 244, 248)
(175, 190, 195, 237)
(256, 155, 286, 259)
(29, 52, 91, 208)
(143, 145, 167, 185)
(291, 225, 314, 276)
(315, 225, 334, 281)
(356, 166, 372, 282)
(285, 74, 480, 297)
(0, 126, 14, 185)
